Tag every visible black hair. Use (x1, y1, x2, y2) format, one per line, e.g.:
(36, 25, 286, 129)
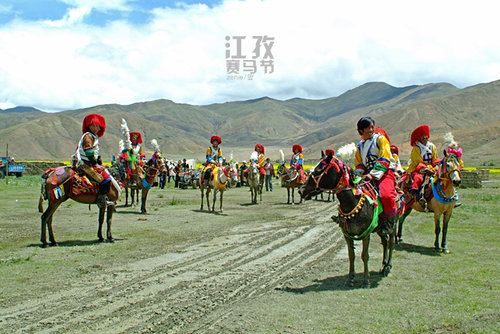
(357, 117, 375, 135)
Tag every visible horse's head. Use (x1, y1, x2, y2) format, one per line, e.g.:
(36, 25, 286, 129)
(249, 161, 260, 177)
(441, 150, 463, 187)
(146, 153, 167, 176)
(299, 150, 345, 200)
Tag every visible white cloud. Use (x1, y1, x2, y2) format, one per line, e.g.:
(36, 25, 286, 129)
(44, 6, 92, 27)
(0, 0, 499, 112)
(0, 5, 13, 14)
(58, 0, 132, 12)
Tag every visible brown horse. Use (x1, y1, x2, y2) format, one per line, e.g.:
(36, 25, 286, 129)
(200, 165, 229, 212)
(38, 166, 122, 248)
(277, 163, 303, 205)
(116, 153, 166, 213)
(397, 151, 462, 253)
(299, 151, 397, 288)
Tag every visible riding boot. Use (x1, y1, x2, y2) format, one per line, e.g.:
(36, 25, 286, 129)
(96, 181, 111, 208)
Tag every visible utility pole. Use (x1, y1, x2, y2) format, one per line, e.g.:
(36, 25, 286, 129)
(5, 143, 9, 184)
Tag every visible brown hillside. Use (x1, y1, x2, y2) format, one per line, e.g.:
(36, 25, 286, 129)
(1, 80, 498, 166)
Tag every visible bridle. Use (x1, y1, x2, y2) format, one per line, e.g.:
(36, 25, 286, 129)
(309, 158, 363, 194)
(436, 154, 462, 190)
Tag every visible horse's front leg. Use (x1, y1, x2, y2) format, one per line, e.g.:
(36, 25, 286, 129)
(361, 235, 371, 288)
(125, 188, 130, 207)
(344, 235, 355, 287)
(287, 187, 291, 204)
(98, 205, 106, 242)
(433, 212, 442, 252)
(141, 189, 148, 214)
(219, 190, 224, 213)
(396, 208, 411, 244)
(106, 204, 115, 242)
(200, 187, 204, 210)
(378, 228, 393, 277)
(441, 210, 452, 253)
(212, 189, 217, 212)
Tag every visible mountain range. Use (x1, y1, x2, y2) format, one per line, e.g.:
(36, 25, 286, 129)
(1, 80, 499, 167)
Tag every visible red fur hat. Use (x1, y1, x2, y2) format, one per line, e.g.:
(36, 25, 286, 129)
(411, 125, 430, 146)
(292, 144, 302, 153)
(325, 149, 335, 157)
(211, 135, 222, 144)
(255, 144, 264, 154)
(130, 132, 143, 144)
(374, 126, 391, 145)
(82, 114, 105, 137)
(390, 145, 399, 155)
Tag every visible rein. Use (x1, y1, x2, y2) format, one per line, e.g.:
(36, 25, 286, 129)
(436, 155, 462, 191)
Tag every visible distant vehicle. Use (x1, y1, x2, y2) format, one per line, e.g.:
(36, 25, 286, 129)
(178, 168, 201, 189)
(0, 157, 25, 178)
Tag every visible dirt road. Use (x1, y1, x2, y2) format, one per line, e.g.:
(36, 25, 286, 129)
(1, 184, 352, 333)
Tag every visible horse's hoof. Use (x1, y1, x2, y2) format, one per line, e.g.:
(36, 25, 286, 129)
(107, 238, 115, 243)
(380, 266, 391, 277)
(41, 243, 49, 248)
(344, 280, 354, 288)
(434, 247, 441, 253)
(363, 280, 371, 288)
(50, 242, 58, 247)
(442, 248, 450, 254)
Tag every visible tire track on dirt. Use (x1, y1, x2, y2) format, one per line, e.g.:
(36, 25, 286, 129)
(2, 201, 340, 333)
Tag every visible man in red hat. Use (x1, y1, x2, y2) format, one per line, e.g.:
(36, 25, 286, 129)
(130, 131, 144, 184)
(354, 117, 397, 234)
(75, 114, 111, 208)
(290, 144, 305, 184)
(202, 135, 223, 182)
(407, 125, 439, 209)
(252, 144, 266, 183)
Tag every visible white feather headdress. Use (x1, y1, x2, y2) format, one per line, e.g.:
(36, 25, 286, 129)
(337, 143, 357, 160)
(151, 139, 160, 153)
(443, 132, 458, 149)
(279, 149, 285, 163)
(120, 119, 132, 152)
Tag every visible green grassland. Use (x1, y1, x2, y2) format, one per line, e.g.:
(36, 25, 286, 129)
(0, 175, 498, 333)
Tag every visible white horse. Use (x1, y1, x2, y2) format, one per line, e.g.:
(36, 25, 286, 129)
(247, 151, 263, 204)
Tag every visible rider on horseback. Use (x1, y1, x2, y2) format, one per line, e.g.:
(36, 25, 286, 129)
(252, 144, 266, 183)
(290, 144, 306, 184)
(203, 136, 223, 183)
(354, 117, 397, 234)
(407, 125, 440, 210)
(74, 114, 111, 208)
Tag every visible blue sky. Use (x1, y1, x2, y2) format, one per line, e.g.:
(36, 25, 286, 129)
(0, 0, 223, 26)
(0, 0, 499, 112)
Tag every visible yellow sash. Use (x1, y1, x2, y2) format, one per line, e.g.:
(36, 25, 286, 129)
(213, 166, 227, 190)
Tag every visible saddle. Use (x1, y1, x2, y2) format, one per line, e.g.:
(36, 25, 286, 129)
(402, 173, 433, 211)
(42, 166, 99, 200)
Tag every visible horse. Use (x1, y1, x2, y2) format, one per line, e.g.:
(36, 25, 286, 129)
(199, 164, 229, 212)
(116, 153, 166, 214)
(397, 150, 462, 253)
(228, 163, 240, 188)
(277, 163, 303, 205)
(299, 151, 397, 288)
(247, 161, 263, 204)
(38, 166, 122, 248)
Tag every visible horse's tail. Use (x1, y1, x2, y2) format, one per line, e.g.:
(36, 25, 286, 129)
(38, 195, 44, 213)
(38, 169, 52, 213)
